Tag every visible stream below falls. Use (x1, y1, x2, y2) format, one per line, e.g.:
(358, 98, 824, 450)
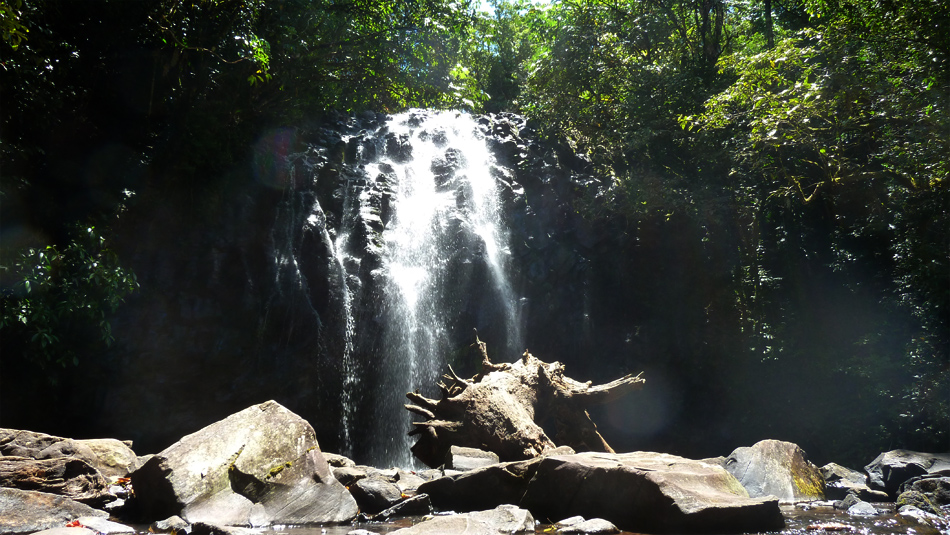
(250, 504, 947, 535)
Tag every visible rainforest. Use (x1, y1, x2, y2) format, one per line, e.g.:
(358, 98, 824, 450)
(1, 0, 947, 473)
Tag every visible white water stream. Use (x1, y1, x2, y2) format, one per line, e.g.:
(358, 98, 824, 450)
(365, 111, 523, 467)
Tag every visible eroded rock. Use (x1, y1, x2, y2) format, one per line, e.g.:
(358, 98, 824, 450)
(0, 429, 138, 479)
(0, 456, 111, 506)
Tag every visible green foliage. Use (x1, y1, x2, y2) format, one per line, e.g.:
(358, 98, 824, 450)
(451, 0, 553, 112)
(520, 0, 948, 455)
(0, 226, 139, 369)
(0, 0, 28, 49)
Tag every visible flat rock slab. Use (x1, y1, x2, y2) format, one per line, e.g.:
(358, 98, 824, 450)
(0, 488, 107, 535)
(130, 400, 358, 526)
(524, 452, 783, 533)
(420, 451, 784, 533)
(28, 529, 97, 535)
(390, 504, 535, 535)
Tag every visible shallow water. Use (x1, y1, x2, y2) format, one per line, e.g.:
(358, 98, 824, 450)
(255, 504, 948, 535)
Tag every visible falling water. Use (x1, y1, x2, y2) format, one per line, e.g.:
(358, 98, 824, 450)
(365, 110, 523, 467)
(331, 156, 362, 460)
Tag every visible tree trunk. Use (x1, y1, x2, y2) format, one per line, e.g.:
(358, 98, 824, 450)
(405, 335, 645, 467)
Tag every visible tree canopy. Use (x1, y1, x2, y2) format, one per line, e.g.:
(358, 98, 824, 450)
(1, 0, 946, 459)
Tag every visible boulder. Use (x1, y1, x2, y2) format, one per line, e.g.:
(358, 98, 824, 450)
(901, 475, 950, 505)
(331, 466, 367, 486)
(0, 429, 138, 478)
(833, 493, 861, 510)
(445, 446, 499, 471)
(846, 500, 878, 516)
(389, 504, 535, 535)
(419, 457, 541, 512)
(150, 515, 189, 533)
(394, 469, 427, 494)
(129, 400, 358, 526)
(324, 453, 356, 468)
(0, 488, 107, 535)
(522, 452, 784, 534)
(420, 451, 784, 533)
(349, 475, 403, 514)
(0, 456, 112, 506)
(724, 440, 825, 502)
(819, 462, 888, 501)
(896, 490, 941, 515)
(555, 516, 620, 534)
(74, 439, 138, 478)
(865, 450, 950, 498)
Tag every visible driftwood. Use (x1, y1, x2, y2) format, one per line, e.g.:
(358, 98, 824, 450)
(405, 334, 645, 467)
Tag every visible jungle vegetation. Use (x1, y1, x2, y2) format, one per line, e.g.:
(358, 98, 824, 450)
(1, 0, 946, 459)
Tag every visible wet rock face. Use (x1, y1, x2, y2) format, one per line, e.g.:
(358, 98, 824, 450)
(4, 109, 611, 462)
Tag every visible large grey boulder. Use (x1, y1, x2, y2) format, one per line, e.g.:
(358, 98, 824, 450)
(864, 450, 950, 499)
(522, 452, 783, 534)
(389, 504, 535, 534)
(724, 440, 825, 503)
(0, 488, 107, 535)
(130, 400, 358, 526)
(420, 451, 784, 533)
(0, 429, 138, 479)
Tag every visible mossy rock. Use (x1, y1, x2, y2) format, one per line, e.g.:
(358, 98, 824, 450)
(897, 490, 940, 515)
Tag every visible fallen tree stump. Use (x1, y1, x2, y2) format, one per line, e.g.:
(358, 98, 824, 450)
(405, 334, 645, 467)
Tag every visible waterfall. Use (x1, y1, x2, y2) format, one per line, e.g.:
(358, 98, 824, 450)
(357, 110, 524, 467)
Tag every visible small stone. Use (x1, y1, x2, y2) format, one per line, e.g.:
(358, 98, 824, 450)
(150, 515, 189, 532)
(846, 501, 878, 516)
(556, 515, 621, 533)
(833, 493, 861, 510)
(324, 453, 356, 468)
(445, 446, 499, 471)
